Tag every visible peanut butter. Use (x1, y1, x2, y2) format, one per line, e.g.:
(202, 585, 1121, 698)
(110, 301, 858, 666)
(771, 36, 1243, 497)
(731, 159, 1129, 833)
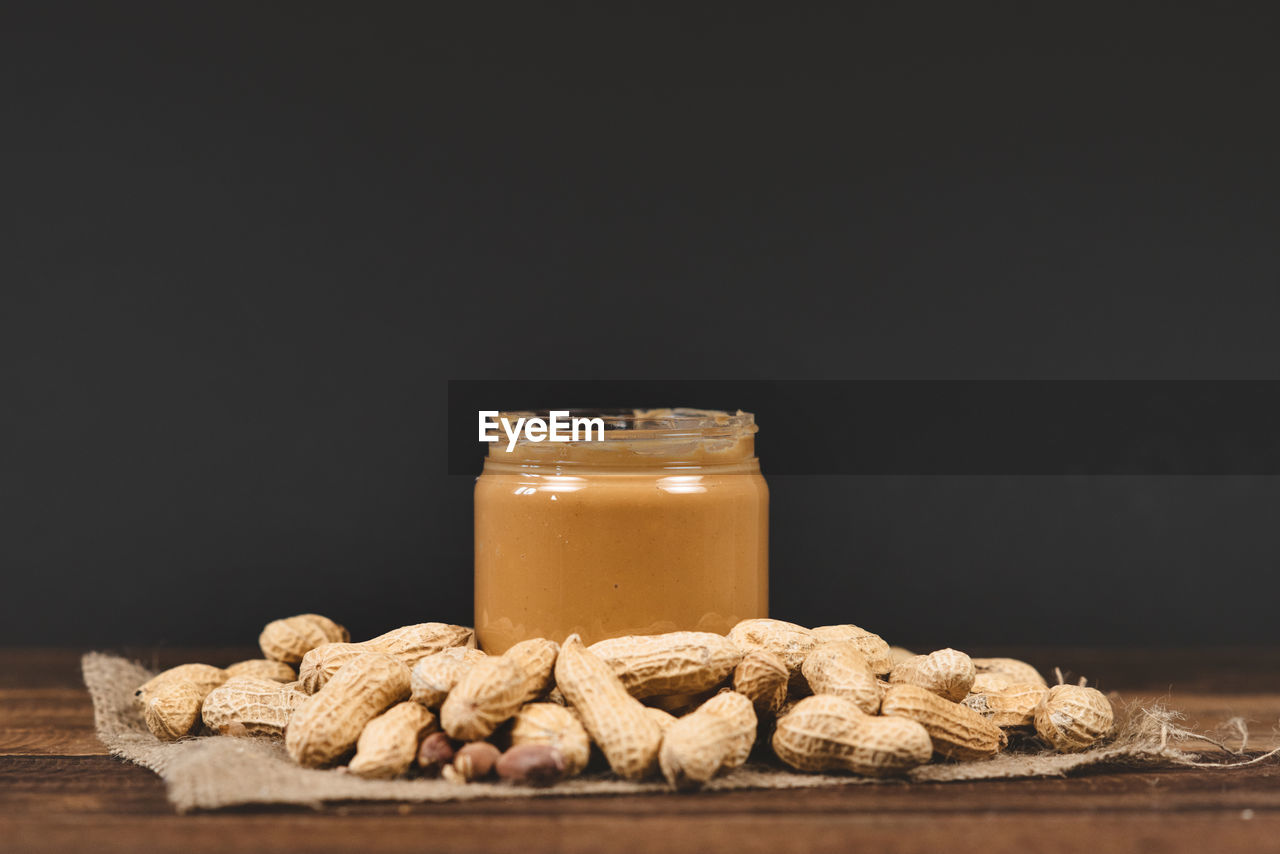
(474, 409, 768, 653)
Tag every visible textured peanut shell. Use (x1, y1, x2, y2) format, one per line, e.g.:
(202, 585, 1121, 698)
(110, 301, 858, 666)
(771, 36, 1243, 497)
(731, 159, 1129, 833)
(971, 672, 1015, 693)
(962, 682, 1048, 728)
(144, 681, 205, 741)
(298, 643, 366, 693)
(439, 655, 528, 741)
(509, 702, 591, 776)
(136, 663, 228, 705)
(643, 706, 678, 733)
(772, 694, 933, 776)
(225, 659, 297, 683)
(881, 683, 1007, 760)
(348, 701, 439, 779)
(810, 625, 894, 675)
(889, 648, 976, 702)
(1034, 684, 1114, 752)
(801, 642, 884, 714)
(285, 652, 411, 767)
(504, 637, 559, 704)
(588, 632, 742, 699)
(727, 619, 817, 676)
(554, 634, 662, 781)
(660, 713, 737, 788)
(699, 691, 758, 768)
(365, 622, 475, 663)
(972, 657, 1047, 688)
(259, 614, 349, 664)
(298, 623, 475, 693)
(410, 647, 487, 708)
(202, 676, 308, 736)
(733, 649, 789, 714)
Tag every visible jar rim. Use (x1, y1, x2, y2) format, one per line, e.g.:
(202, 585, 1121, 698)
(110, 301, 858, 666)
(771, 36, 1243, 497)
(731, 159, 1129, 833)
(495, 408, 757, 441)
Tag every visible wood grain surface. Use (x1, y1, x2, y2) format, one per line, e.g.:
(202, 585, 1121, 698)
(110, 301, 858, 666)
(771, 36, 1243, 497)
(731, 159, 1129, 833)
(2, 647, 1278, 853)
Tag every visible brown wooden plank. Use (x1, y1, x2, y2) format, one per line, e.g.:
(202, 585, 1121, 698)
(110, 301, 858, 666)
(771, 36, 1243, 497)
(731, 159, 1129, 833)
(0, 688, 101, 756)
(3, 755, 1278, 817)
(4, 808, 1280, 854)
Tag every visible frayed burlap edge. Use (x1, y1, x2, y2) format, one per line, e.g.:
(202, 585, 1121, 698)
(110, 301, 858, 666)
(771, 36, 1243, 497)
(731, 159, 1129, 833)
(83, 652, 1276, 812)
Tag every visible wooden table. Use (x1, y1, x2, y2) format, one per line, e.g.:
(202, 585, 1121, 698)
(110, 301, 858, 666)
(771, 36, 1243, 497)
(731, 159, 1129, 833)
(3, 647, 1279, 853)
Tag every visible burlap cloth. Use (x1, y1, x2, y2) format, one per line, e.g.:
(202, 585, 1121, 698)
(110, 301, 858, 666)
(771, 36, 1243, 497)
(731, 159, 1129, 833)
(83, 652, 1273, 812)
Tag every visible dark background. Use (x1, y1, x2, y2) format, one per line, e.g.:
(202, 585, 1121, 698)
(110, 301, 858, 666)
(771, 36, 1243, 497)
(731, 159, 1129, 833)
(5, 3, 1280, 648)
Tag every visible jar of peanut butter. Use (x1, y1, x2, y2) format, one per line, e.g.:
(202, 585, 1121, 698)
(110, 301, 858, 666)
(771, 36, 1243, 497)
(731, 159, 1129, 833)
(474, 409, 768, 653)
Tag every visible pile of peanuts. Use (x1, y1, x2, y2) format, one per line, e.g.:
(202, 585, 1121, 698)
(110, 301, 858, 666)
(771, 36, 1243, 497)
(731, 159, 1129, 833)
(135, 616, 1115, 788)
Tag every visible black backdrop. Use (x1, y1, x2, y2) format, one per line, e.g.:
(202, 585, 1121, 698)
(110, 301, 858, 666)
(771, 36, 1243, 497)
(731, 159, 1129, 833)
(5, 3, 1280, 647)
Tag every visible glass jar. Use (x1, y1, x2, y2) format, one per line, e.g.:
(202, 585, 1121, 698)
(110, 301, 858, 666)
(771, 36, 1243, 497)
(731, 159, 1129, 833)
(474, 408, 768, 653)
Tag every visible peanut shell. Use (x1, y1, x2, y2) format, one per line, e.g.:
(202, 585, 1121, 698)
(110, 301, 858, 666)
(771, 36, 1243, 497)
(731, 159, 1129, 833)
(410, 647, 487, 708)
(772, 694, 933, 775)
(881, 683, 1006, 761)
(810, 625, 894, 675)
(733, 649, 790, 715)
(554, 634, 662, 780)
(201, 675, 308, 736)
(225, 659, 297, 683)
(348, 701, 439, 779)
(889, 648, 976, 702)
(285, 652, 411, 767)
(1034, 684, 1114, 752)
(801, 642, 883, 714)
(962, 682, 1048, 728)
(439, 655, 528, 741)
(588, 631, 741, 699)
(509, 702, 591, 776)
(259, 613, 349, 664)
(144, 681, 205, 741)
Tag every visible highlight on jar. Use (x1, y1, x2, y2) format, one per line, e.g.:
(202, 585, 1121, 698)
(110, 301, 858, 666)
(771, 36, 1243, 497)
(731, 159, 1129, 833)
(473, 408, 769, 654)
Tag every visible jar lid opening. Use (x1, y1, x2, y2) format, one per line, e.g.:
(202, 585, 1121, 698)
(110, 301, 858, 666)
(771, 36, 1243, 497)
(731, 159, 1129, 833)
(495, 408, 756, 441)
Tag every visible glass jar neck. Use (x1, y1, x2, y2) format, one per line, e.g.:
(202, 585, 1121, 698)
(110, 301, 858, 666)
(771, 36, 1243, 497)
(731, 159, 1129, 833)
(483, 408, 759, 473)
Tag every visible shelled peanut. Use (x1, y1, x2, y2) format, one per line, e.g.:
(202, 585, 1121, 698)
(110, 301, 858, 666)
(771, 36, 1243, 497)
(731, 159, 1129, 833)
(132, 614, 1120, 787)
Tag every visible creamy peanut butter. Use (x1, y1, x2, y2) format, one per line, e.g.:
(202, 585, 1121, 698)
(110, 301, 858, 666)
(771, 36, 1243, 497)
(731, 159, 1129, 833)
(474, 409, 768, 653)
